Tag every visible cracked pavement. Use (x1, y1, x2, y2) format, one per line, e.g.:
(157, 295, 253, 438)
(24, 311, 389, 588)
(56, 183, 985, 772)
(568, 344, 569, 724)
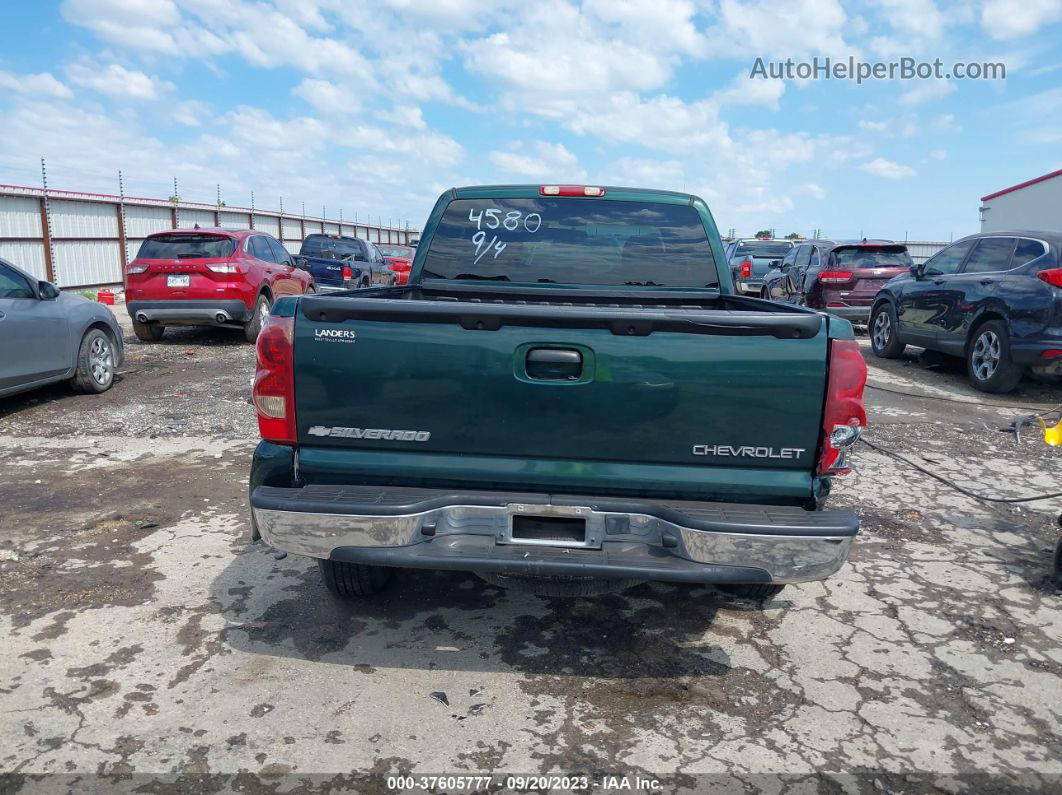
(0, 304, 1060, 793)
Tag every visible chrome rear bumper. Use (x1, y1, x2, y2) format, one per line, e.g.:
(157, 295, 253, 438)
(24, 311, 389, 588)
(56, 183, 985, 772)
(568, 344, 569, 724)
(251, 486, 858, 584)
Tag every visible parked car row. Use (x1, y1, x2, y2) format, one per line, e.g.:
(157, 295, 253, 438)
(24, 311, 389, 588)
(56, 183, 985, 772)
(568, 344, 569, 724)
(0, 226, 416, 399)
(754, 232, 1062, 393)
(126, 228, 409, 342)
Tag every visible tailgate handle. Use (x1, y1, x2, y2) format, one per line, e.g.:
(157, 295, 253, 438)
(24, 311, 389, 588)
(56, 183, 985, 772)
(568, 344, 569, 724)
(526, 348, 582, 380)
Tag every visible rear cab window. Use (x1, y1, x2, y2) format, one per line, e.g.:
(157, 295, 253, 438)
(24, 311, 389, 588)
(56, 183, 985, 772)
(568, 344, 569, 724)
(831, 245, 912, 269)
(421, 198, 718, 288)
(735, 242, 792, 258)
(300, 236, 331, 257)
(137, 234, 236, 259)
(379, 245, 414, 259)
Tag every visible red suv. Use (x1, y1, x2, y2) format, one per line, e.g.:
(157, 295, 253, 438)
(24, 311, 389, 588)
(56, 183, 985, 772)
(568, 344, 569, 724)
(125, 228, 315, 342)
(377, 244, 414, 285)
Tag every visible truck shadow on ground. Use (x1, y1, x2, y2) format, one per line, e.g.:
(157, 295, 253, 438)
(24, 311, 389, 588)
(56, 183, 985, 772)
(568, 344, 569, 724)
(210, 546, 782, 681)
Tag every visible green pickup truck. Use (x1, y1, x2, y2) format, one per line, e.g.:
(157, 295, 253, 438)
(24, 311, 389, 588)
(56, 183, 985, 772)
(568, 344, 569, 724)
(248, 185, 867, 600)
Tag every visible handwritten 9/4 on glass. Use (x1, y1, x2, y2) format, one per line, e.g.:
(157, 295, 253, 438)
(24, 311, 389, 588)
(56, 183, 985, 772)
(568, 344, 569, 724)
(468, 207, 542, 265)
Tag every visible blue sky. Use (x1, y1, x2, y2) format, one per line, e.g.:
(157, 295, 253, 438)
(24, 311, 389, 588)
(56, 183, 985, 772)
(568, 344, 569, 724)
(1, 0, 1060, 240)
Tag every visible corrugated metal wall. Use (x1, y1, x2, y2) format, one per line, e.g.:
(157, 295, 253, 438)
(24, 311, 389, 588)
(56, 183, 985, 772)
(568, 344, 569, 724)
(0, 241, 46, 279)
(0, 184, 417, 287)
(0, 196, 46, 278)
(177, 209, 216, 229)
(253, 215, 280, 237)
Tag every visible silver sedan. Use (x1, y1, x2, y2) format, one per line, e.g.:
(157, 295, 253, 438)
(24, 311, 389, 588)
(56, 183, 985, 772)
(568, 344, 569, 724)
(0, 258, 124, 398)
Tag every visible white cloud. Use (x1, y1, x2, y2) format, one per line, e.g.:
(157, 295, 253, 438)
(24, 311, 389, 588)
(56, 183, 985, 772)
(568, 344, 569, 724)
(802, 182, 827, 198)
(871, 0, 945, 38)
(376, 105, 428, 129)
(858, 120, 889, 133)
(859, 157, 916, 179)
(293, 79, 363, 113)
(929, 149, 948, 159)
(0, 70, 72, 98)
(488, 141, 585, 180)
(899, 79, 956, 105)
(981, 0, 1062, 39)
(462, 0, 692, 112)
(709, 0, 852, 57)
(66, 62, 173, 101)
(171, 100, 210, 127)
(715, 72, 785, 109)
(929, 113, 962, 133)
(584, 0, 706, 57)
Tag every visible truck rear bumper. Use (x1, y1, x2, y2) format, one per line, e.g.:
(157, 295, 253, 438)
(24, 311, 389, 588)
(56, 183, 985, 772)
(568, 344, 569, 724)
(250, 485, 858, 584)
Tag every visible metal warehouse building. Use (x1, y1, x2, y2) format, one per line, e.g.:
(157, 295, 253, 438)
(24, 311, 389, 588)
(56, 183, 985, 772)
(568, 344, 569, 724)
(0, 184, 417, 290)
(980, 168, 1062, 233)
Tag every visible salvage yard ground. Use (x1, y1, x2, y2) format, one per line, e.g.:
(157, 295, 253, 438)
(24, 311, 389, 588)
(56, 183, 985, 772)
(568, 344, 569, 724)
(1, 300, 1060, 791)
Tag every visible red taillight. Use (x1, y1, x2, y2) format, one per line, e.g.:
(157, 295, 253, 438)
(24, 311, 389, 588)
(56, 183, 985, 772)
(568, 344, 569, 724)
(818, 270, 855, 284)
(818, 339, 867, 476)
(253, 315, 296, 445)
(539, 185, 605, 197)
(342, 265, 353, 280)
(1042, 350, 1062, 358)
(740, 260, 752, 279)
(1038, 268, 1062, 288)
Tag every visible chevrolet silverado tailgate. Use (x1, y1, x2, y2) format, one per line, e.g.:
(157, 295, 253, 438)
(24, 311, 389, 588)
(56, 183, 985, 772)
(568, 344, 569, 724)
(291, 293, 827, 498)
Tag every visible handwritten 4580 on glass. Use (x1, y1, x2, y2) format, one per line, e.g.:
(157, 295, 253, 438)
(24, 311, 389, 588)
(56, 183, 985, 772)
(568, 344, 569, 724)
(467, 206, 542, 265)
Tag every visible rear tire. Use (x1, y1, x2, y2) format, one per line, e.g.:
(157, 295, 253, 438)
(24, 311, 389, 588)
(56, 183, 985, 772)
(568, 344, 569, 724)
(361, 277, 370, 289)
(870, 303, 905, 358)
(318, 559, 394, 597)
(132, 319, 165, 342)
(244, 294, 271, 343)
(966, 319, 1022, 393)
(71, 329, 116, 394)
(719, 583, 786, 601)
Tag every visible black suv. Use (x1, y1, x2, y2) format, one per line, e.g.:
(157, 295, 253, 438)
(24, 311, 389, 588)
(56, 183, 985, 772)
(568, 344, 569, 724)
(869, 231, 1062, 392)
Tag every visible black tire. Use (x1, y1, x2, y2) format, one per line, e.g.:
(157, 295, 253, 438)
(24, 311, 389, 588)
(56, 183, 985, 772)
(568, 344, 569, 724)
(132, 319, 165, 342)
(244, 294, 271, 343)
(361, 277, 370, 289)
(71, 328, 116, 394)
(719, 583, 786, 600)
(966, 319, 1022, 393)
(318, 559, 394, 597)
(870, 303, 905, 358)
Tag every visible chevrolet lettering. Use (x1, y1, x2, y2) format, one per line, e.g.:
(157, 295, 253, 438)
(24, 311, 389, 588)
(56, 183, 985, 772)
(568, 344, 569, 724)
(249, 184, 868, 602)
(693, 445, 807, 459)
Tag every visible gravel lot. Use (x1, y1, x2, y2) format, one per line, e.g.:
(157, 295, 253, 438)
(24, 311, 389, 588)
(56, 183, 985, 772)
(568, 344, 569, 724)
(0, 298, 1060, 792)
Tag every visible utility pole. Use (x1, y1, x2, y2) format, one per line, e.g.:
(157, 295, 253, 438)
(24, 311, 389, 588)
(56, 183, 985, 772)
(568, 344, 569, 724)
(39, 157, 56, 283)
(172, 177, 179, 228)
(117, 170, 128, 272)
